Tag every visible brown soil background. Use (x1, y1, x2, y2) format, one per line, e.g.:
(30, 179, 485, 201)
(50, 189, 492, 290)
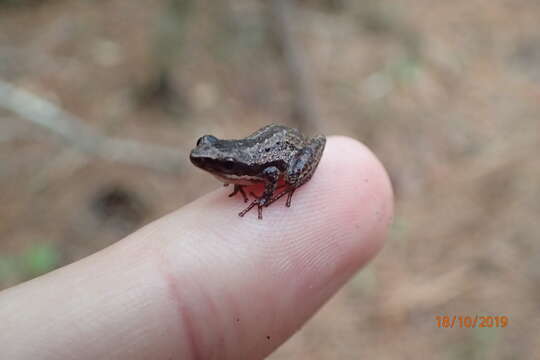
(1, 0, 539, 358)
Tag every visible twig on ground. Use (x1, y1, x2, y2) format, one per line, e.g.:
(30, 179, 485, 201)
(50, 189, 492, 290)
(0, 80, 186, 173)
(269, 0, 324, 132)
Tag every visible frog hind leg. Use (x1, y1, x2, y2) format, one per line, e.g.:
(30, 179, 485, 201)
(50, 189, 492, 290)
(267, 135, 326, 208)
(228, 184, 249, 202)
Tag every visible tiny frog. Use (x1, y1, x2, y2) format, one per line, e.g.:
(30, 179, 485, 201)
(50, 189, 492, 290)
(190, 124, 326, 219)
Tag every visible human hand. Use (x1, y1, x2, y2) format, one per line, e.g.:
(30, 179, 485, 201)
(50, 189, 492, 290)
(0, 136, 393, 360)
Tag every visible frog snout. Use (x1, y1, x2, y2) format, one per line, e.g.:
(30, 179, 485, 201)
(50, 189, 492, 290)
(189, 151, 204, 167)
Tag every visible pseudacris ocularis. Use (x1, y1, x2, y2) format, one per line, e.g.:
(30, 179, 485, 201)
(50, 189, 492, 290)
(190, 124, 326, 219)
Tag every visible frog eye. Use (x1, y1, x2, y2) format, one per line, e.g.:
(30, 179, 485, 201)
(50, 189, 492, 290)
(223, 158, 236, 170)
(196, 135, 218, 146)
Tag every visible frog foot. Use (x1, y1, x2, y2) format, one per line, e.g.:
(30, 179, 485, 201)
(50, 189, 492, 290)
(238, 199, 264, 219)
(264, 187, 296, 208)
(239, 187, 295, 219)
(239, 192, 272, 219)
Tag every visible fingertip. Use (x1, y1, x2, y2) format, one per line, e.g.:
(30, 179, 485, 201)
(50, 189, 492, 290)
(162, 135, 394, 358)
(322, 135, 394, 256)
(128, 134, 396, 359)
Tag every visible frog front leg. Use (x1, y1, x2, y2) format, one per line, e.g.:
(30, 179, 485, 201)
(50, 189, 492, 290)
(267, 136, 326, 207)
(238, 166, 280, 219)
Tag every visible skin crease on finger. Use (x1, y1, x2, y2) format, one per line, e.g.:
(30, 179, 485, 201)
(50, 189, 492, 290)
(0, 136, 393, 360)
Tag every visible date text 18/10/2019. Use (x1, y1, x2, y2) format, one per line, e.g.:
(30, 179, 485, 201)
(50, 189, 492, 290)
(435, 315, 508, 328)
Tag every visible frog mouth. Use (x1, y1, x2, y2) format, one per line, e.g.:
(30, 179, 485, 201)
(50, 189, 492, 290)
(189, 149, 217, 170)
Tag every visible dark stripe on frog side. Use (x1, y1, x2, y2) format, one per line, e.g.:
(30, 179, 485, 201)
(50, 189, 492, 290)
(221, 159, 289, 177)
(199, 156, 288, 177)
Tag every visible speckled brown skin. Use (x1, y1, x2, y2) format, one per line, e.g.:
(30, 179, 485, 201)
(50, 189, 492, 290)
(190, 124, 326, 219)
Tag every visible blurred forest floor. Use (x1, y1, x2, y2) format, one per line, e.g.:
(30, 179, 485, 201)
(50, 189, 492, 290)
(1, 0, 540, 358)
